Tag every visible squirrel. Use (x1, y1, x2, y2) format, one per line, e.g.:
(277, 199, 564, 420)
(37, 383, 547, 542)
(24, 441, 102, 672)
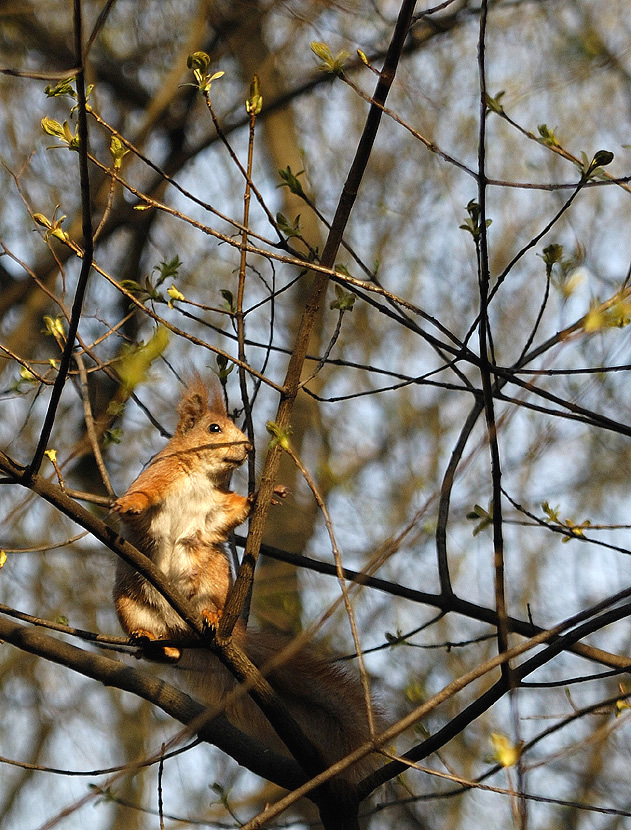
(113, 376, 376, 782)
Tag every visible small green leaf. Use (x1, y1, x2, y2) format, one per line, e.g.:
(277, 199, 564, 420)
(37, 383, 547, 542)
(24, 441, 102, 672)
(153, 255, 182, 286)
(541, 501, 560, 522)
(583, 298, 631, 332)
(466, 501, 493, 536)
(119, 279, 142, 292)
(19, 367, 38, 384)
(384, 630, 403, 644)
(44, 448, 58, 464)
(459, 200, 490, 240)
(34, 208, 69, 242)
(540, 243, 563, 273)
(42, 316, 66, 339)
(485, 90, 505, 115)
(276, 212, 302, 239)
(116, 326, 170, 395)
(266, 420, 292, 450)
(103, 427, 123, 447)
(220, 289, 235, 313)
(246, 74, 263, 115)
(186, 51, 224, 94)
(330, 283, 356, 311)
(44, 78, 76, 99)
(41, 119, 80, 151)
(215, 354, 234, 383)
(187, 51, 210, 73)
(277, 166, 306, 198)
(537, 124, 560, 148)
(33, 213, 53, 230)
(405, 680, 425, 704)
(110, 135, 129, 169)
(491, 732, 520, 767)
(41, 117, 66, 139)
(166, 284, 185, 302)
(310, 41, 349, 75)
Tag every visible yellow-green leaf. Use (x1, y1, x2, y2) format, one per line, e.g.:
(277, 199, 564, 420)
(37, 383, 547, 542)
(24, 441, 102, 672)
(42, 316, 66, 338)
(167, 285, 185, 302)
(117, 326, 170, 394)
(266, 420, 292, 450)
(584, 307, 605, 332)
(33, 213, 53, 230)
(187, 51, 211, 73)
(41, 117, 65, 139)
(110, 135, 129, 168)
(19, 367, 37, 383)
(491, 732, 520, 767)
(246, 74, 263, 115)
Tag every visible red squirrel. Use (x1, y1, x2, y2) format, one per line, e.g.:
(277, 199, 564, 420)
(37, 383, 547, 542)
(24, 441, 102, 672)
(113, 376, 376, 781)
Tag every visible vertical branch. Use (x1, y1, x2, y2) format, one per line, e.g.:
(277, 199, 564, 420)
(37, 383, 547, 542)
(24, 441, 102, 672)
(26, 0, 94, 479)
(475, 0, 508, 667)
(219, 0, 418, 641)
(236, 80, 260, 489)
(477, 6, 527, 827)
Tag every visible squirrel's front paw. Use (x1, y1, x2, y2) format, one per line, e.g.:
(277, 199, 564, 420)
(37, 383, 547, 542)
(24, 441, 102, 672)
(115, 491, 152, 514)
(272, 484, 289, 504)
(248, 485, 289, 508)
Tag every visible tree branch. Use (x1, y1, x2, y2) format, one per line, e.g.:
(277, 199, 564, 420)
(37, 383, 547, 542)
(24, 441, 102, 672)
(0, 614, 306, 792)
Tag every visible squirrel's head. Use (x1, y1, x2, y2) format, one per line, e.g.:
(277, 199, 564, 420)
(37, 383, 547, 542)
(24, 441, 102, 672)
(172, 375, 252, 475)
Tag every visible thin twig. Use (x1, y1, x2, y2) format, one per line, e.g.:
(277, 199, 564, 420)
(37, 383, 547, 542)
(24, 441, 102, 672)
(73, 351, 114, 496)
(281, 441, 378, 736)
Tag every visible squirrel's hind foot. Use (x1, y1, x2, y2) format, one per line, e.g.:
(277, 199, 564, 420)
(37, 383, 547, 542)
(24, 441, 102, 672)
(129, 629, 182, 663)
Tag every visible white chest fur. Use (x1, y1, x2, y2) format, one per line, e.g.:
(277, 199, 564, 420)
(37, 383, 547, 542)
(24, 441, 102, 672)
(148, 471, 227, 583)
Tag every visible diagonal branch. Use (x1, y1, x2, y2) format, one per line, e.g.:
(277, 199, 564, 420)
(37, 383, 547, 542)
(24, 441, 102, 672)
(219, 0, 419, 642)
(0, 449, 350, 807)
(0, 615, 305, 792)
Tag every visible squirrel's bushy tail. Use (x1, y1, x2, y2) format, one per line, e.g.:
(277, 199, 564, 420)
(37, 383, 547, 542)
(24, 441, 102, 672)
(179, 627, 378, 783)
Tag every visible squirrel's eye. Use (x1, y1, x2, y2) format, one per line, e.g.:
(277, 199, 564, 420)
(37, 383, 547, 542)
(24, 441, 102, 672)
(208, 423, 222, 434)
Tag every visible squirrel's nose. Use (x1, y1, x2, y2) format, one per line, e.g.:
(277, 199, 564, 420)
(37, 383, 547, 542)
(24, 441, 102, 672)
(244, 442, 253, 454)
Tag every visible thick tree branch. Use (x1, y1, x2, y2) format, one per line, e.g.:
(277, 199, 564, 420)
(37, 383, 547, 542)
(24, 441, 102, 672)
(0, 615, 305, 792)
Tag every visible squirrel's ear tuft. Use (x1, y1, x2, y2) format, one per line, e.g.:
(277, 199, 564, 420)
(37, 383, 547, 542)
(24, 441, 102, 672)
(176, 374, 208, 434)
(208, 377, 227, 416)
